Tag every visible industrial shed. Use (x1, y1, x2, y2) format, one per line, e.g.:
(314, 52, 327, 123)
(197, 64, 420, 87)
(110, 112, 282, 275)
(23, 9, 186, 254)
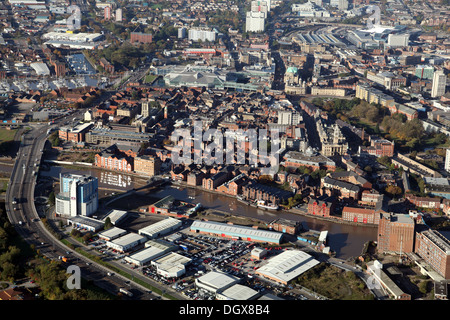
(67, 216, 104, 232)
(98, 227, 127, 241)
(190, 220, 283, 244)
(30, 62, 50, 76)
(106, 233, 146, 253)
(151, 252, 192, 278)
(195, 271, 240, 294)
(216, 284, 260, 300)
(138, 217, 182, 239)
(251, 247, 267, 260)
(103, 209, 129, 226)
(124, 239, 178, 266)
(255, 249, 320, 285)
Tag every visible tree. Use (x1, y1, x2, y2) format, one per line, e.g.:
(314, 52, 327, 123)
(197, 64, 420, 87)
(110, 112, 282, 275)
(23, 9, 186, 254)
(48, 191, 55, 206)
(385, 185, 402, 199)
(104, 217, 113, 230)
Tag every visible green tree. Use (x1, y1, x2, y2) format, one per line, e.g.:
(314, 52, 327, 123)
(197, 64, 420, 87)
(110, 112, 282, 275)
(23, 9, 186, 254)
(104, 217, 113, 230)
(48, 191, 55, 206)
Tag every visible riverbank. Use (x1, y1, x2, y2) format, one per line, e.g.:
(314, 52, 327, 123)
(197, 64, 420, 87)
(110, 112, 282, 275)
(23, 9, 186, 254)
(171, 180, 378, 229)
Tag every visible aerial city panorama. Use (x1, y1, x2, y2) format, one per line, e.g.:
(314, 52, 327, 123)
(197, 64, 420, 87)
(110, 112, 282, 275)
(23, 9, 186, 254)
(0, 0, 449, 310)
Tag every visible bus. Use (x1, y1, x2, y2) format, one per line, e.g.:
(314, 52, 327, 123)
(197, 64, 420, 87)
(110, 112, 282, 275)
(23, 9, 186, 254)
(119, 288, 133, 297)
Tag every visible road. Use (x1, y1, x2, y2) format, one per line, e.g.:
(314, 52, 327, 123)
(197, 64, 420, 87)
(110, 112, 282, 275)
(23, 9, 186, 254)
(4, 110, 180, 300)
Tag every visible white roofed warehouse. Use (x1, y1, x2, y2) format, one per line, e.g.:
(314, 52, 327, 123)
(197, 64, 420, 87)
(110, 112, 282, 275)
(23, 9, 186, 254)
(151, 252, 192, 278)
(216, 284, 260, 300)
(195, 271, 240, 294)
(98, 227, 127, 241)
(255, 249, 320, 285)
(138, 217, 182, 239)
(30, 62, 50, 76)
(190, 220, 283, 244)
(124, 239, 178, 266)
(105, 233, 146, 253)
(102, 209, 129, 226)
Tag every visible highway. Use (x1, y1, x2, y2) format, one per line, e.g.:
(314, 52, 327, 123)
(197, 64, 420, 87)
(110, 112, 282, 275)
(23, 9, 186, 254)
(4, 110, 174, 300)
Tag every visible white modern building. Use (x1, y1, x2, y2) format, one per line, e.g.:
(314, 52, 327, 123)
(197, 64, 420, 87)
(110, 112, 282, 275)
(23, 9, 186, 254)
(251, 0, 269, 14)
(255, 249, 320, 285)
(445, 149, 450, 172)
(387, 34, 409, 48)
(138, 217, 182, 239)
(98, 227, 127, 241)
(292, 1, 331, 17)
(151, 252, 192, 278)
(432, 70, 447, 98)
(115, 8, 122, 22)
(195, 271, 240, 294)
(246, 11, 266, 33)
(216, 284, 260, 300)
(30, 62, 50, 76)
(55, 173, 98, 217)
(67, 216, 104, 232)
(102, 209, 128, 226)
(188, 28, 216, 42)
(106, 232, 146, 253)
(42, 32, 103, 50)
(278, 110, 302, 126)
(178, 27, 187, 39)
(338, 0, 348, 10)
(251, 247, 267, 260)
(124, 239, 178, 266)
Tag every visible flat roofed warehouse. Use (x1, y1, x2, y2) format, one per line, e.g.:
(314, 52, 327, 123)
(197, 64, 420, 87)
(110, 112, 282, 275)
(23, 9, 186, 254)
(195, 271, 240, 294)
(102, 209, 129, 226)
(151, 252, 192, 278)
(106, 232, 146, 253)
(138, 217, 182, 239)
(30, 62, 50, 76)
(98, 227, 127, 241)
(124, 239, 178, 266)
(190, 220, 283, 244)
(67, 216, 104, 232)
(255, 249, 320, 285)
(216, 284, 260, 300)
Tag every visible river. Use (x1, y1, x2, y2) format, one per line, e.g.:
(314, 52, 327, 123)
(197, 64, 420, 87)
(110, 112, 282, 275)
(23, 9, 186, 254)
(39, 164, 378, 259)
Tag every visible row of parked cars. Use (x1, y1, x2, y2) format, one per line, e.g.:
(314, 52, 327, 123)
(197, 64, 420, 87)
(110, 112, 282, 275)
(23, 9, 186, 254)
(142, 266, 176, 286)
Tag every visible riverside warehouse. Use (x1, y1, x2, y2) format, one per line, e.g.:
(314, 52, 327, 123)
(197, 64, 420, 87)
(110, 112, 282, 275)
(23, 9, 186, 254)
(189, 220, 284, 244)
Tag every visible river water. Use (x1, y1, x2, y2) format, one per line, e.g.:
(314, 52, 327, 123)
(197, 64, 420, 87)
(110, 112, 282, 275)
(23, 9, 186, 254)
(39, 165, 378, 259)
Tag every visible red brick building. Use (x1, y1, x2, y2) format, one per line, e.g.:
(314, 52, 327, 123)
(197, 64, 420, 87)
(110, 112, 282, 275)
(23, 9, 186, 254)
(268, 218, 301, 235)
(377, 213, 415, 254)
(94, 145, 134, 173)
(58, 122, 93, 143)
(415, 229, 450, 279)
(342, 206, 378, 224)
(202, 171, 229, 191)
(307, 197, 336, 217)
(405, 194, 441, 210)
(215, 173, 247, 196)
(361, 138, 395, 157)
(130, 32, 153, 43)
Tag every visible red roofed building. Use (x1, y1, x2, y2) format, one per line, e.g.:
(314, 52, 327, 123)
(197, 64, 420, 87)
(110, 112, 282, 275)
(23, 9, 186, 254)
(342, 206, 378, 224)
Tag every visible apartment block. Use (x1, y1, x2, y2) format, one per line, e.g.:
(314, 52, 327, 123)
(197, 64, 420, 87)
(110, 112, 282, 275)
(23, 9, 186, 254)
(377, 213, 415, 254)
(130, 32, 153, 44)
(415, 229, 450, 279)
(134, 155, 161, 177)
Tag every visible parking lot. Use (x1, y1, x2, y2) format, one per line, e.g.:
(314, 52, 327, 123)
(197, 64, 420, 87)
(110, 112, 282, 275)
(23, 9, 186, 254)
(80, 223, 315, 300)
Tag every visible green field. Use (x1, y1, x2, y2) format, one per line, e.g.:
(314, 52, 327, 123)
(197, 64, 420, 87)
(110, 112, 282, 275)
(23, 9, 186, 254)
(0, 128, 17, 142)
(144, 74, 158, 84)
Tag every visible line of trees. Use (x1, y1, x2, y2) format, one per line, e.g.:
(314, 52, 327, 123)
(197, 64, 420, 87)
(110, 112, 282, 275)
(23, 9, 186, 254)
(0, 201, 112, 299)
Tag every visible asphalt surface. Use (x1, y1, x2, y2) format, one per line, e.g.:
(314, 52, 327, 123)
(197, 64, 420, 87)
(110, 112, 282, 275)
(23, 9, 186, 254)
(4, 110, 177, 300)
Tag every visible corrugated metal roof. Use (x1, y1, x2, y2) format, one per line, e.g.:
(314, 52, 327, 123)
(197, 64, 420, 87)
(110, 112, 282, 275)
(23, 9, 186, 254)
(190, 220, 283, 243)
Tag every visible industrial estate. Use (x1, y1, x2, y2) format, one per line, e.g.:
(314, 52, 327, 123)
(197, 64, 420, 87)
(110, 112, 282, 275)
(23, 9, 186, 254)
(0, 0, 449, 306)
